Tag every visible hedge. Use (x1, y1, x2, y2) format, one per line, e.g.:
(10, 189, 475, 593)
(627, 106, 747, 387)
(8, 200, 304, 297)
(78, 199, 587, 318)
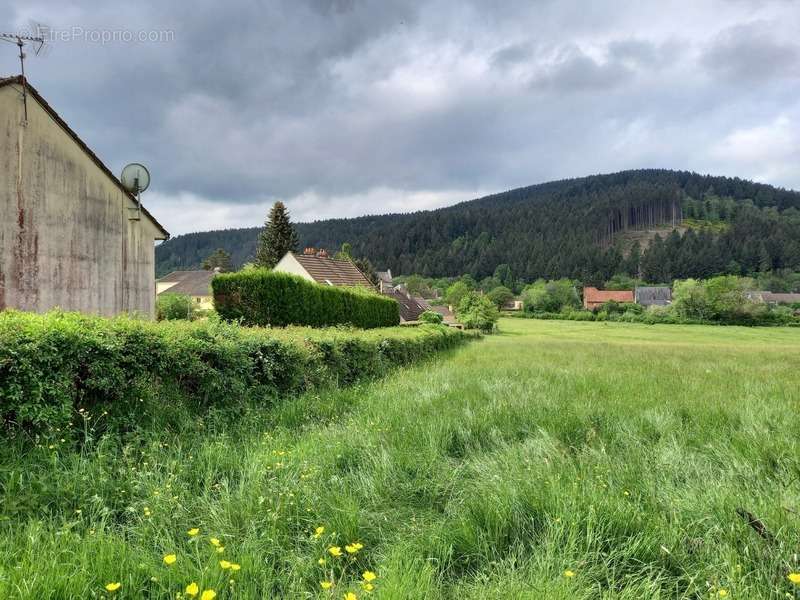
(0, 311, 473, 436)
(212, 269, 400, 328)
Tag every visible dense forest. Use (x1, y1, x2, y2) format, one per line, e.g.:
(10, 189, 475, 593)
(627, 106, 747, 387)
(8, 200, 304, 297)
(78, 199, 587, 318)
(155, 169, 800, 284)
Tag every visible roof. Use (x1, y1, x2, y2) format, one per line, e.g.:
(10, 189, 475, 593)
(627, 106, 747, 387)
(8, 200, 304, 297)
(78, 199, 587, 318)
(428, 304, 456, 322)
(0, 76, 169, 239)
(157, 270, 216, 296)
(635, 286, 672, 305)
(376, 270, 393, 284)
(760, 292, 800, 304)
(291, 253, 374, 288)
(382, 287, 426, 322)
(584, 287, 634, 304)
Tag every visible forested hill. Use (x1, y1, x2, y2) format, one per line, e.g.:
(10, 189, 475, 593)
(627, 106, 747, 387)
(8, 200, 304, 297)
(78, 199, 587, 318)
(155, 169, 800, 282)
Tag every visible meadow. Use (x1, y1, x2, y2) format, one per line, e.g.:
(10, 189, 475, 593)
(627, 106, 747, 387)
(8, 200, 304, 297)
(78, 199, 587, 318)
(2, 318, 800, 599)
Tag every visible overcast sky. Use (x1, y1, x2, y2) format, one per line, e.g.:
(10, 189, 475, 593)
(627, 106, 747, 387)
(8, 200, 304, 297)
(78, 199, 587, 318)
(3, 0, 799, 235)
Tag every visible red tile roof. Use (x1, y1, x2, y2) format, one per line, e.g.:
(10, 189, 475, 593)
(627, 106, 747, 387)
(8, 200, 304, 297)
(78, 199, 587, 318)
(583, 287, 634, 305)
(291, 253, 374, 288)
(0, 76, 169, 239)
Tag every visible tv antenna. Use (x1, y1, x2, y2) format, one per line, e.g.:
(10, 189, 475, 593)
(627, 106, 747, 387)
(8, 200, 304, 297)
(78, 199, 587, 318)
(120, 163, 151, 221)
(0, 32, 46, 122)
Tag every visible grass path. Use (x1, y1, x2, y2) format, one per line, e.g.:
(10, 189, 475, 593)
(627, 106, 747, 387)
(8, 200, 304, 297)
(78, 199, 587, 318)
(2, 319, 800, 598)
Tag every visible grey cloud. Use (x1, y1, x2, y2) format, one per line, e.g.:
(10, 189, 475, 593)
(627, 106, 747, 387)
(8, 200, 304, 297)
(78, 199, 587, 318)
(702, 20, 800, 82)
(1, 0, 799, 233)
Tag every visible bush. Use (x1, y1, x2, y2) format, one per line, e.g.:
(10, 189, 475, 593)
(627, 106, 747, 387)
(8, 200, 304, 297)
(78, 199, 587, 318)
(0, 311, 474, 436)
(522, 279, 580, 313)
(487, 286, 514, 308)
(419, 310, 444, 324)
(212, 269, 399, 328)
(457, 292, 500, 332)
(156, 293, 194, 321)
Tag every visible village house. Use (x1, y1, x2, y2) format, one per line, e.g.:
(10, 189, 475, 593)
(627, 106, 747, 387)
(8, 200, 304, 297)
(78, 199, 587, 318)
(635, 286, 672, 307)
(274, 248, 375, 287)
(583, 287, 634, 310)
(746, 291, 800, 306)
(156, 269, 218, 310)
(0, 76, 168, 316)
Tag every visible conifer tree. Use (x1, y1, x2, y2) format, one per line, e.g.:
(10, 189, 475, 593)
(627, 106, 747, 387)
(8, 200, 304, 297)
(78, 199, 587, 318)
(202, 248, 232, 272)
(256, 201, 299, 268)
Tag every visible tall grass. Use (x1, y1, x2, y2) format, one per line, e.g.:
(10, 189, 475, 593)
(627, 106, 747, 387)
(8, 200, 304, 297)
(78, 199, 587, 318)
(1, 319, 800, 598)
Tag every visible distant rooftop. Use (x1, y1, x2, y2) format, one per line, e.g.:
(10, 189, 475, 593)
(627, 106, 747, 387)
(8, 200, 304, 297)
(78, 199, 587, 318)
(157, 270, 217, 296)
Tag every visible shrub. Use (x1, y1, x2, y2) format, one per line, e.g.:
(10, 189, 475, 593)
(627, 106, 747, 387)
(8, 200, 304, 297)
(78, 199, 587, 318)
(522, 279, 580, 313)
(457, 292, 500, 332)
(156, 293, 194, 321)
(419, 310, 444, 324)
(445, 281, 471, 307)
(487, 286, 514, 308)
(212, 269, 399, 328)
(0, 311, 473, 436)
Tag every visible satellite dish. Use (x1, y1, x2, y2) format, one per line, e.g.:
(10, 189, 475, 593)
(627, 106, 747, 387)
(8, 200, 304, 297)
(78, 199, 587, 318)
(120, 163, 150, 194)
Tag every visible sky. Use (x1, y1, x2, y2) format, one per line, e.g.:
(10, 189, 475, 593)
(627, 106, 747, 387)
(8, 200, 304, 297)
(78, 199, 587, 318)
(2, 0, 799, 236)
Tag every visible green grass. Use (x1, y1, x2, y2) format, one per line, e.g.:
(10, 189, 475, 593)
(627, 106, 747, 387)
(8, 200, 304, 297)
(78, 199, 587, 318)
(2, 318, 800, 599)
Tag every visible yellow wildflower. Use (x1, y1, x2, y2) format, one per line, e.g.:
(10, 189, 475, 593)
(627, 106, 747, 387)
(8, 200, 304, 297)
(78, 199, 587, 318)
(362, 571, 376, 582)
(363, 583, 374, 592)
(185, 582, 199, 597)
(789, 573, 800, 584)
(210, 537, 221, 547)
(328, 546, 343, 557)
(163, 553, 177, 566)
(219, 560, 232, 569)
(216, 546, 225, 554)
(344, 593, 358, 600)
(564, 570, 575, 578)
(187, 528, 200, 536)
(230, 563, 241, 571)
(352, 542, 364, 550)
(718, 590, 728, 598)
(200, 591, 216, 600)
(345, 544, 359, 554)
(321, 581, 333, 590)
(314, 526, 325, 538)
(105, 582, 122, 592)
(318, 558, 327, 566)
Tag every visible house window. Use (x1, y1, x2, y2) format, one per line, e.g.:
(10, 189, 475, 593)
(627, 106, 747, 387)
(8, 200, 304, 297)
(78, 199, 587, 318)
(195, 297, 202, 303)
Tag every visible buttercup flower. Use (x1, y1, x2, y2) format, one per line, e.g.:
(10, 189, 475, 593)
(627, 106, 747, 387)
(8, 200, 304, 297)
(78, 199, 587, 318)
(318, 558, 327, 566)
(362, 571, 376, 582)
(789, 573, 800, 585)
(163, 554, 177, 566)
(200, 591, 216, 600)
(564, 570, 575, 578)
(216, 546, 225, 554)
(220, 560, 232, 569)
(187, 528, 200, 536)
(345, 544, 359, 554)
(185, 582, 199, 597)
(230, 563, 241, 571)
(314, 526, 325, 538)
(321, 581, 333, 590)
(718, 590, 728, 598)
(344, 593, 358, 600)
(210, 537, 221, 547)
(328, 546, 343, 557)
(105, 582, 122, 592)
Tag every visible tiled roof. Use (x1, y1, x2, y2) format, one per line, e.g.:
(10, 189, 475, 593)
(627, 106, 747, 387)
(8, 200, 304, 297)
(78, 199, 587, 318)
(292, 253, 374, 288)
(760, 292, 800, 304)
(635, 286, 672, 305)
(584, 287, 634, 304)
(0, 76, 168, 239)
(157, 270, 216, 296)
(382, 288, 426, 322)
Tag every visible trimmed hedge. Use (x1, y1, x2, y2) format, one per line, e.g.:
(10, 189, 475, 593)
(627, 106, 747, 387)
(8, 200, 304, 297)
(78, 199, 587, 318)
(0, 311, 472, 435)
(212, 269, 400, 328)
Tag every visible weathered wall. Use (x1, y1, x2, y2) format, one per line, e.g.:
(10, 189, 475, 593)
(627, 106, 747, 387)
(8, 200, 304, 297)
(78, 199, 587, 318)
(0, 83, 163, 317)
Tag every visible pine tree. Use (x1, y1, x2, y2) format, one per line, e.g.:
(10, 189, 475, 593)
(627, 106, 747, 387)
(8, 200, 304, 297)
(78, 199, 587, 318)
(256, 201, 299, 268)
(202, 248, 232, 272)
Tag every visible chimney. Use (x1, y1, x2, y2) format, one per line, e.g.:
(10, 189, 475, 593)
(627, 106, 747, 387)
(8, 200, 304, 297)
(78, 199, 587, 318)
(317, 248, 329, 258)
(303, 247, 316, 255)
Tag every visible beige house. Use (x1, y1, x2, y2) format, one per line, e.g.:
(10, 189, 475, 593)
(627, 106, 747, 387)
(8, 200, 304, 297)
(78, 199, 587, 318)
(156, 270, 217, 310)
(274, 248, 374, 288)
(0, 76, 168, 317)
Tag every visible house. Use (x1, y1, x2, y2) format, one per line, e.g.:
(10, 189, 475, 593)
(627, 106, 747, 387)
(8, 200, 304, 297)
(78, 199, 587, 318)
(583, 287, 634, 310)
(503, 299, 524, 311)
(382, 285, 427, 323)
(376, 269, 393, 286)
(157, 269, 218, 310)
(416, 297, 459, 326)
(0, 76, 169, 317)
(635, 286, 672, 307)
(746, 291, 800, 305)
(274, 248, 374, 288)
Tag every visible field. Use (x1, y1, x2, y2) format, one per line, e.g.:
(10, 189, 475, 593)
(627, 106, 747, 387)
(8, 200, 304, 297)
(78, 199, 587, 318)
(2, 318, 800, 599)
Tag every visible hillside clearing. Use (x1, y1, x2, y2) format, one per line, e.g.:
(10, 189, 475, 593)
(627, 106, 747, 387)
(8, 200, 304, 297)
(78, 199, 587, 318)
(1, 319, 799, 598)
